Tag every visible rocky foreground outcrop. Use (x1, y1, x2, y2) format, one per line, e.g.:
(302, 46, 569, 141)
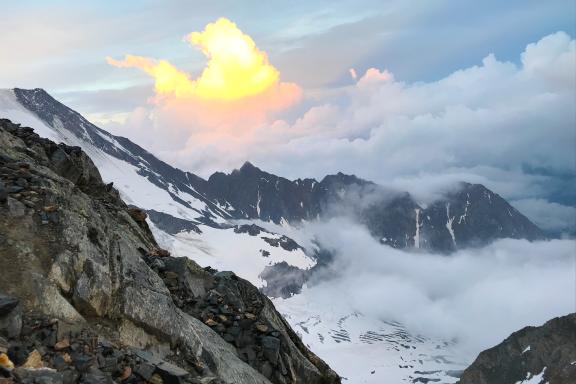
(458, 313, 576, 384)
(0, 118, 340, 384)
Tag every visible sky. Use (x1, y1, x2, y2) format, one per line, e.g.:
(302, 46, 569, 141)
(0, 0, 575, 234)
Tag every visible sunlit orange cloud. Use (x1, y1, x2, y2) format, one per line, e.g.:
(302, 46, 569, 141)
(107, 17, 297, 102)
(107, 18, 301, 142)
(106, 55, 194, 97)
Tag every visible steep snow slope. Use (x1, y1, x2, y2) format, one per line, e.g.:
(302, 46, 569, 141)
(154, 224, 314, 286)
(0, 89, 61, 142)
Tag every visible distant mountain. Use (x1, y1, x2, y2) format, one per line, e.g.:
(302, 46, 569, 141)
(206, 160, 545, 252)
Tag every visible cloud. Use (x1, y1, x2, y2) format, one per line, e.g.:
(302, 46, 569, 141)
(512, 198, 576, 235)
(107, 55, 195, 98)
(294, 217, 575, 355)
(108, 18, 296, 101)
(106, 18, 302, 154)
(349, 68, 357, 80)
(184, 18, 281, 100)
(107, 31, 575, 233)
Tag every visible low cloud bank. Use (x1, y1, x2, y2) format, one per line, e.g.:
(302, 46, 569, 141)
(295, 218, 575, 354)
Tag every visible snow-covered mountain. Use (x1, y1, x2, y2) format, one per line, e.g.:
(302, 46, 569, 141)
(205, 161, 544, 252)
(0, 87, 549, 383)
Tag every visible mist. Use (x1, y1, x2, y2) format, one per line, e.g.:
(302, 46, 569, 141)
(286, 217, 575, 355)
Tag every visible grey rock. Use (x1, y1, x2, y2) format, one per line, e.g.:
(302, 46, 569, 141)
(0, 294, 19, 315)
(13, 368, 65, 384)
(6, 197, 26, 217)
(62, 371, 80, 384)
(156, 361, 189, 384)
(261, 336, 280, 365)
(214, 271, 236, 280)
(73, 354, 95, 372)
(15, 178, 28, 188)
(0, 181, 6, 202)
(80, 368, 114, 384)
(0, 295, 22, 338)
(7, 185, 24, 193)
(134, 362, 156, 380)
(53, 354, 68, 371)
(96, 355, 118, 373)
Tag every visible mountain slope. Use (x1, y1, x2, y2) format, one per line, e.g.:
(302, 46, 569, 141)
(1, 88, 315, 287)
(0, 118, 340, 384)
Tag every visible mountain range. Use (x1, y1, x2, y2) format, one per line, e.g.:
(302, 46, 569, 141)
(1, 87, 566, 384)
(3, 88, 544, 255)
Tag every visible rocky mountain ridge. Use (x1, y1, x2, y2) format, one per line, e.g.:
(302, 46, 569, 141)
(209, 161, 544, 252)
(5, 88, 545, 255)
(0, 118, 340, 384)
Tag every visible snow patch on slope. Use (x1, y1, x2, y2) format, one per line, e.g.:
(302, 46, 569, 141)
(0, 89, 60, 142)
(154, 225, 316, 286)
(515, 367, 547, 384)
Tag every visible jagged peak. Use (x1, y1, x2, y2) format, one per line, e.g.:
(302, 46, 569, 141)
(239, 161, 260, 173)
(320, 172, 371, 187)
(13, 87, 52, 99)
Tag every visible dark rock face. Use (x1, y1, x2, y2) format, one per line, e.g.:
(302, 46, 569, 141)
(420, 183, 545, 251)
(207, 163, 545, 252)
(0, 119, 340, 384)
(458, 313, 576, 384)
(206, 162, 325, 223)
(0, 294, 21, 339)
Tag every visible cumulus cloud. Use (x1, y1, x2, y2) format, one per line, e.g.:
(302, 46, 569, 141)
(295, 217, 575, 355)
(108, 18, 299, 101)
(106, 18, 302, 154)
